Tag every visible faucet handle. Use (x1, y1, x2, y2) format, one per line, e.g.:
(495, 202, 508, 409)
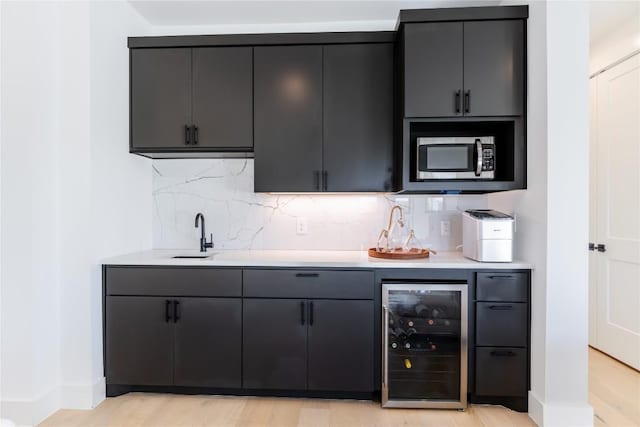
(205, 233, 214, 249)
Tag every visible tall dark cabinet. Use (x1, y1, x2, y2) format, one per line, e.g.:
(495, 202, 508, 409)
(253, 46, 324, 193)
(130, 46, 253, 155)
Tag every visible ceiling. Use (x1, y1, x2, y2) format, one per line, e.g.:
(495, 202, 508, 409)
(590, 0, 640, 45)
(128, 0, 500, 27)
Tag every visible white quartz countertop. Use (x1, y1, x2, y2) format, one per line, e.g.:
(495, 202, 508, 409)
(102, 250, 532, 270)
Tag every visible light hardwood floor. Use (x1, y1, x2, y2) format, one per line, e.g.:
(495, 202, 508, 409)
(40, 348, 639, 427)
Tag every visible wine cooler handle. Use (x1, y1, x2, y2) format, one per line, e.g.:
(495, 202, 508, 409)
(382, 305, 389, 388)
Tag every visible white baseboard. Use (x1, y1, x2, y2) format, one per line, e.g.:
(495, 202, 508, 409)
(0, 386, 60, 427)
(529, 391, 594, 427)
(61, 377, 106, 409)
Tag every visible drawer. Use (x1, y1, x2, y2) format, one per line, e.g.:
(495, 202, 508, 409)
(476, 302, 527, 347)
(475, 347, 527, 397)
(243, 269, 374, 299)
(105, 267, 241, 297)
(476, 272, 528, 302)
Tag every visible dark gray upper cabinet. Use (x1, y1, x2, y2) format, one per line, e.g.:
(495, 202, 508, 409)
(253, 45, 323, 192)
(463, 20, 524, 117)
(242, 298, 308, 390)
(106, 296, 174, 386)
(174, 297, 242, 388)
(130, 47, 253, 154)
(323, 44, 395, 192)
(307, 300, 374, 392)
(192, 47, 253, 149)
(131, 49, 191, 149)
(403, 22, 463, 118)
(402, 19, 525, 118)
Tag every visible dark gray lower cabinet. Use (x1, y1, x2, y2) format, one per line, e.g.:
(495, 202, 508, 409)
(174, 298, 242, 388)
(106, 297, 174, 386)
(307, 300, 374, 391)
(243, 299, 308, 390)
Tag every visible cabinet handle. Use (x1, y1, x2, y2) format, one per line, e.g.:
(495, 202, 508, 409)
(314, 171, 320, 191)
(295, 273, 319, 278)
(165, 300, 172, 322)
(491, 350, 517, 357)
(173, 300, 180, 323)
(192, 126, 199, 145)
(464, 91, 470, 114)
(455, 90, 461, 114)
(300, 301, 306, 325)
(184, 125, 191, 145)
(488, 305, 513, 310)
(488, 275, 515, 279)
(322, 171, 328, 191)
(309, 301, 314, 326)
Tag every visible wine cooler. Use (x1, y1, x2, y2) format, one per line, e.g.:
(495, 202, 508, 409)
(382, 283, 468, 409)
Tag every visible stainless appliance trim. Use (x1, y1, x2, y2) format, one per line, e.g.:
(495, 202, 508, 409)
(416, 136, 495, 180)
(381, 283, 468, 410)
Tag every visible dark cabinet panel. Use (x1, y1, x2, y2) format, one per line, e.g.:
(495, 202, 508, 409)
(174, 298, 242, 388)
(192, 47, 253, 149)
(106, 296, 174, 385)
(403, 22, 464, 118)
(308, 300, 374, 392)
(463, 20, 524, 117)
(243, 298, 308, 389)
(476, 302, 527, 347)
(254, 45, 323, 192)
(323, 43, 395, 191)
(131, 48, 191, 149)
(475, 347, 527, 396)
(476, 272, 528, 302)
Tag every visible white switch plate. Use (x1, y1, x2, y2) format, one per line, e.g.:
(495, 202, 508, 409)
(296, 217, 309, 235)
(440, 220, 451, 237)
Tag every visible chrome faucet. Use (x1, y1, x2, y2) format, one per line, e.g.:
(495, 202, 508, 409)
(194, 213, 214, 252)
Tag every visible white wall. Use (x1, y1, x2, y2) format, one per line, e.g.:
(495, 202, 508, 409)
(1, 2, 62, 424)
(590, 12, 640, 75)
(1, 1, 151, 425)
(492, 1, 592, 425)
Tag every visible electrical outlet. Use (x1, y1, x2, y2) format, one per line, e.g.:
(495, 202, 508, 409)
(296, 217, 309, 235)
(440, 220, 451, 237)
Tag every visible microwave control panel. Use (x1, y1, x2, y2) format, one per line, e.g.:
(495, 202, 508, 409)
(482, 146, 495, 171)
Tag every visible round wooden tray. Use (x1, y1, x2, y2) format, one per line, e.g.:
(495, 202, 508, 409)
(368, 247, 434, 260)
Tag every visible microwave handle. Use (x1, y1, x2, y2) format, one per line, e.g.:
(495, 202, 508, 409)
(475, 139, 483, 176)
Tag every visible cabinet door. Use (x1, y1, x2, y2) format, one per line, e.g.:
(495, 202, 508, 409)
(323, 44, 395, 192)
(192, 47, 253, 150)
(254, 46, 323, 192)
(174, 298, 242, 388)
(403, 22, 464, 118)
(463, 20, 524, 116)
(308, 300, 374, 392)
(131, 48, 191, 149)
(106, 296, 174, 385)
(243, 299, 308, 390)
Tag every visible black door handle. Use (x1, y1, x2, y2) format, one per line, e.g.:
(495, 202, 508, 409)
(488, 305, 513, 310)
(487, 275, 514, 279)
(314, 171, 320, 191)
(455, 90, 461, 114)
(309, 301, 314, 326)
(491, 350, 516, 357)
(173, 300, 180, 323)
(165, 300, 172, 322)
(184, 125, 191, 145)
(295, 273, 319, 278)
(300, 301, 306, 325)
(464, 91, 470, 114)
(322, 171, 328, 191)
(191, 126, 199, 145)
(597, 244, 606, 253)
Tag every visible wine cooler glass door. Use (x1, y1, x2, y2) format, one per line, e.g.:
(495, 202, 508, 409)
(382, 283, 468, 409)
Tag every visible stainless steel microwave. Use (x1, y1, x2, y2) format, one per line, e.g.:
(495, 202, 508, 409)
(416, 136, 495, 180)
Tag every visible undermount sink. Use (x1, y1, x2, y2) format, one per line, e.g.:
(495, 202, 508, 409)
(172, 254, 214, 259)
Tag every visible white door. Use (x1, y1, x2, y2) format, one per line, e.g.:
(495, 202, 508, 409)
(591, 53, 640, 370)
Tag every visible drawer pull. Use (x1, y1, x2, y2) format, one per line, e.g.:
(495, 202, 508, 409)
(295, 273, 319, 278)
(490, 350, 517, 357)
(488, 305, 513, 310)
(487, 275, 515, 279)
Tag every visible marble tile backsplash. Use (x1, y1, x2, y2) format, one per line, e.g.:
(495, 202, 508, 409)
(152, 159, 488, 251)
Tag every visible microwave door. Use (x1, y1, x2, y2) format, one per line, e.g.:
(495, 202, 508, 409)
(417, 144, 475, 179)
